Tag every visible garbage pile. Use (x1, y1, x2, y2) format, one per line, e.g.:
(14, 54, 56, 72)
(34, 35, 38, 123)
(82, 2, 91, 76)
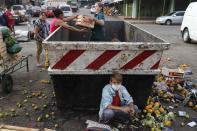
(0, 27, 22, 54)
(153, 64, 197, 110)
(109, 64, 197, 131)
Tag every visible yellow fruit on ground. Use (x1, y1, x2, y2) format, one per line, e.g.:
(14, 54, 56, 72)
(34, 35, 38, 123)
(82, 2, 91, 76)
(154, 110, 161, 115)
(10, 109, 15, 112)
(159, 107, 165, 113)
(166, 98, 171, 102)
(164, 120, 172, 127)
(143, 109, 147, 113)
(163, 94, 168, 99)
(0, 113, 3, 118)
(150, 102, 154, 106)
(193, 105, 197, 110)
(180, 122, 185, 127)
(45, 114, 49, 119)
(147, 109, 153, 114)
(154, 102, 160, 107)
(37, 116, 42, 122)
(145, 105, 153, 110)
(54, 124, 58, 128)
(188, 101, 194, 107)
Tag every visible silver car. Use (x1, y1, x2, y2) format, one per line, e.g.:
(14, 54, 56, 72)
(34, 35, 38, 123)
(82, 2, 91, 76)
(156, 11, 185, 25)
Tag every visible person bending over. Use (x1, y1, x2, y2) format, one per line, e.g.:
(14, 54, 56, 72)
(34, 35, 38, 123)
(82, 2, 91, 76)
(50, 9, 86, 33)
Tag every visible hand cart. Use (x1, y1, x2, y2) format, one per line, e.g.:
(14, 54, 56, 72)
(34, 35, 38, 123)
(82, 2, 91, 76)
(0, 55, 32, 94)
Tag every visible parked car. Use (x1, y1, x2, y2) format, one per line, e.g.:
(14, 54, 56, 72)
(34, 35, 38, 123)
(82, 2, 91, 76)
(181, 2, 197, 43)
(156, 11, 185, 25)
(45, 6, 56, 17)
(59, 5, 73, 17)
(90, 5, 96, 14)
(26, 4, 33, 16)
(0, 8, 6, 26)
(11, 5, 29, 25)
(70, 2, 78, 12)
(32, 6, 42, 17)
(84, 5, 90, 9)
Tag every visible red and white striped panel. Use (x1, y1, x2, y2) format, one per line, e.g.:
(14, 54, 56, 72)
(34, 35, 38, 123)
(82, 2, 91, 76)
(51, 50, 162, 71)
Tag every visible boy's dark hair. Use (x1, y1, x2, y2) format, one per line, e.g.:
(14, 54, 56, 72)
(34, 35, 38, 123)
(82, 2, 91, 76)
(110, 72, 122, 82)
(40, 11, 46, 16)
(7, 5, 11, 10)
(53, 9, 63, 18)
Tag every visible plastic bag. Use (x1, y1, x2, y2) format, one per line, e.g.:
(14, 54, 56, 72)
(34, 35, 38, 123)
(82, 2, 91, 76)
(0, 27, 10, 37)
(7, 44, 22, 54)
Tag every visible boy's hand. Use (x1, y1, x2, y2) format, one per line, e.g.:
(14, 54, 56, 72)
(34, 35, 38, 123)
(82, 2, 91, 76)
(130, 107, 135, 115)
(121, 107, 131, 113)
(79, 28, 88, 32)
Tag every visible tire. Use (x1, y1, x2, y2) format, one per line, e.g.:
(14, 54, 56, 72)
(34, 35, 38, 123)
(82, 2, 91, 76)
(182, 28, 191, 43)
(165, 20, 172, 25)
(2, 75, 13, 94)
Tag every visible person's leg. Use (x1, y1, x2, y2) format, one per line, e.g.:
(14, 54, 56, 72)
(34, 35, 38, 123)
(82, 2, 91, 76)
(100, 109, 115, 124)
(11, 25, 15, 36)
(113, 105, 140, 123)
(113, 109, 130, 123)
(44, 46, 49, 69)
(36, 41, 43, 66)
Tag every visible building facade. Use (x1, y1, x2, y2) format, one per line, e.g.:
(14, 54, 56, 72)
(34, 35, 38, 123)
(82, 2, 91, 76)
(0, 0, 30, 7)
(103, 0, 197, 19)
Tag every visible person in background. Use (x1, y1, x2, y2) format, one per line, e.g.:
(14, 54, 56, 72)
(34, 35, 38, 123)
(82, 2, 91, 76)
(90, 2, 105, 41)
(50, 9, 86, 33)
(4, 5, 15, 35)
(99, 72, 138, 124)
(34, 12, 50, 67)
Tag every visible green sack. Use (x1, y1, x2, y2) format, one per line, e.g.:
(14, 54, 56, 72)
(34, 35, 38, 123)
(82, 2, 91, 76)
(7, 44, 22, 54)
(4, 36, 18, 48)
(0, 27, 11, 38)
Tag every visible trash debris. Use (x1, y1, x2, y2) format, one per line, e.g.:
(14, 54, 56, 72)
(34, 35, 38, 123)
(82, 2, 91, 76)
(187, 121, 196, 127)
(85, 120, 112, 131)
(161, 67, 184, 78)
(0, 124, 55, 131)
(41, 79, 51, 84)
(178, 111, 186, 117)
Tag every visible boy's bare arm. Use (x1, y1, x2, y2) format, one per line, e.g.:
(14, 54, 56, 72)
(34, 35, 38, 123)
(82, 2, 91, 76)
(128, 102, 135, 114)
(107, 105, 131, 113)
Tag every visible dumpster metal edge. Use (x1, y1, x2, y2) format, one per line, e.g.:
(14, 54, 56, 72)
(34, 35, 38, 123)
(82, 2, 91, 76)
(48, 67, 160, 75)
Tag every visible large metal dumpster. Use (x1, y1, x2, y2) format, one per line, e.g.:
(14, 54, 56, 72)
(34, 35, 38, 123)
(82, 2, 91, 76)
(43, 20, 170, 110)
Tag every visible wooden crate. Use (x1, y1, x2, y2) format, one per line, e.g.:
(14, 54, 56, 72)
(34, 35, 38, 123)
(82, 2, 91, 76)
(0, 124, 55, 131)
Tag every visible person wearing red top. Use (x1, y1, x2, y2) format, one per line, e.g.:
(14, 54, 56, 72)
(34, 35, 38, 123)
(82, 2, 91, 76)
(50, 9, 87, 33)
(4, 6, 15, 34)
(99, 72, 138, 124)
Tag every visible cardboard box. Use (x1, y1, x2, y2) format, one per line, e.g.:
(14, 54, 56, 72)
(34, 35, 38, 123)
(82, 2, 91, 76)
(76, 15, 95, 29)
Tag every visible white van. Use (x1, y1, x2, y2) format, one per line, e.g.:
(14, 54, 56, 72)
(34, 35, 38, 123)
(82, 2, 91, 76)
(59, 5, 73, 17)
(181, 2, 197, 43)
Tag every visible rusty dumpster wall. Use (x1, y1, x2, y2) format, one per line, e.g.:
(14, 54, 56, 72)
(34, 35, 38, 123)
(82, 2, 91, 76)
(46, 20, 163, 42)
(124, 21, 163, 42)
(47, 21, 125, 42)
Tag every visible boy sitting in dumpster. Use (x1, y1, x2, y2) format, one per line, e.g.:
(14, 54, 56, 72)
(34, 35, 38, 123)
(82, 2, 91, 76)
(99, 72, 138, 124)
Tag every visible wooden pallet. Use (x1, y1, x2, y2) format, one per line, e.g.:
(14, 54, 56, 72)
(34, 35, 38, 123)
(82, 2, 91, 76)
(0, 124, 55, 131)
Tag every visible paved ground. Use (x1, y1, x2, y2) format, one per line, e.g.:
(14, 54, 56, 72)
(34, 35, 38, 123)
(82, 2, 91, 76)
(133, 24, 183, 44)
(133, 24, 197, 81)
(0, 8, 197, 131)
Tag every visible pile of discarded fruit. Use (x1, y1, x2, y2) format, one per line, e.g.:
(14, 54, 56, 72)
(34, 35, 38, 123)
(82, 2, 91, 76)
(115, 64, 197, 131)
